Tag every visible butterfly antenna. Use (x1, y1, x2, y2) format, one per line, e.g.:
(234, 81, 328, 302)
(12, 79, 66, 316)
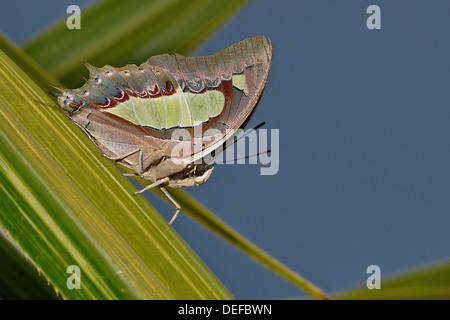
(233, 149, 271, 162)
(252, 121, 266, 131)
(230, 121, 266, 149)
(205, 121, 267, 166)
(233, 121, 266, 145)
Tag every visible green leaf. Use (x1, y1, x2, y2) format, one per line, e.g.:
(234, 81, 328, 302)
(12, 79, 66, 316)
(0, 231, 60, 299)
(23, 0, 251, 88)
(337, 260, 450, 300)
(0, 48, 233, 299)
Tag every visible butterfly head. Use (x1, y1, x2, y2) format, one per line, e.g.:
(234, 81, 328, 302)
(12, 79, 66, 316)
(191, 163, 214, 185)
(167, 162, 214, 187)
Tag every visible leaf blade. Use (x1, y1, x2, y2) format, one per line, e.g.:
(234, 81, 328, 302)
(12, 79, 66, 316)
(338, 260, 450, 300)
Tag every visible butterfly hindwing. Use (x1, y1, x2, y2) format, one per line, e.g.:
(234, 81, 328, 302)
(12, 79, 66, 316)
(55, 36, 272, 179)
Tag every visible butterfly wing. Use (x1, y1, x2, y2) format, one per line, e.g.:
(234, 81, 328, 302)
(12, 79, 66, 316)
(55, 36, 272, 177)
(147, 36, 273, 162)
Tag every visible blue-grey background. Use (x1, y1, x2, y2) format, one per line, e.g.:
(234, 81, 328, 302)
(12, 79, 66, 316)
(1, 0, 449, 299)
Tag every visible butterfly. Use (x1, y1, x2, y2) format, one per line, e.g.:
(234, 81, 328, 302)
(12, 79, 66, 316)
(50, 36, 273, 224)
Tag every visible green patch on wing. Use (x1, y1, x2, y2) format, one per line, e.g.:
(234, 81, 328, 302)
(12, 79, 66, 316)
(187, 91, 224, 125)
(105, 91, 225, 129)
(232, 74, 247, 95)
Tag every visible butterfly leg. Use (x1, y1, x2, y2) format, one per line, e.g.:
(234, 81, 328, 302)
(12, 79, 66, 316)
(134, 178, 181, 224)
(106, 148, 142, 162)
(123, 173, 138, 177)
(134, 176, 169, 195)
(106, 149, 144, 176)
(160, 187, 181, 225)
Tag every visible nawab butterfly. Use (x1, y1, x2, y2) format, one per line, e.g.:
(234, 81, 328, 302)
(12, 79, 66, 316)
(51, 36, 273, 224)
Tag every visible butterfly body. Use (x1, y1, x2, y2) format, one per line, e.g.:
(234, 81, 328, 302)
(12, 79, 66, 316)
(54, 36, 273, 223)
